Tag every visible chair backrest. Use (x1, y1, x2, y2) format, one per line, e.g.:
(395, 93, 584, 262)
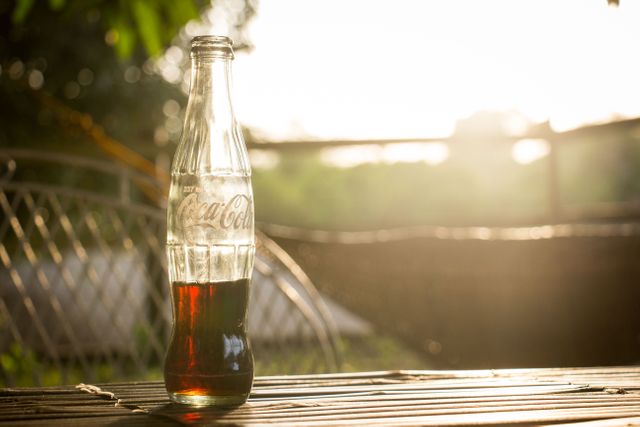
(0, 149, 340, 386)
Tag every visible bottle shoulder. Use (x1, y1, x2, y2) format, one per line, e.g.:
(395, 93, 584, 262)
(171, 132, 252, 176)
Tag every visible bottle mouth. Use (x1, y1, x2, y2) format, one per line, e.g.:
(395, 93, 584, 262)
(191, 35, 234, 60)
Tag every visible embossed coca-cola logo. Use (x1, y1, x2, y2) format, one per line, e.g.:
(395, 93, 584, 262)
(176, 193, 252, 230)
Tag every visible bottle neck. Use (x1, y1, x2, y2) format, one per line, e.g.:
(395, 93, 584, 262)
(186, 57, 235, 125)
(174, 54, 250, 176)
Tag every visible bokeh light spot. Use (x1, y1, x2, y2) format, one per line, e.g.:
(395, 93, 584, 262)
(124, 66, 141, 83)
(64, 81, 81, 99)
(8, 60, 24, 80)
(104, 29, 118, 46)
(163, 99, 181, 117)
(512, 139, 550, 164)
(28, 70, 44, 90)
(154, 127, 170, 146)
(77, 68, 94, 86)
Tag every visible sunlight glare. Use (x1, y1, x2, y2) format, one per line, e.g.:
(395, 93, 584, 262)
(511, 139, 550, 165)
(321, 145, 381, 168)
(249, 149, 280, 170)
(321, 142, 449, 168)
(230, 0, 640, 140)
(382, 143, 449, 166)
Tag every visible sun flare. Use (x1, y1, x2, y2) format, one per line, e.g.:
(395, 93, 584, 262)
(228, 0, 640, 143)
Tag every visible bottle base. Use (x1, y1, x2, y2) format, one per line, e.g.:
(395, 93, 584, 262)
(168, 392, 249, 407)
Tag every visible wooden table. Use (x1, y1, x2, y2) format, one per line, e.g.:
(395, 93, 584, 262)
(2, 366, 640, 426)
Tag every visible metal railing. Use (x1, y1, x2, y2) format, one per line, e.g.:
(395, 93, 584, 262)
(0, 149, 340, 386)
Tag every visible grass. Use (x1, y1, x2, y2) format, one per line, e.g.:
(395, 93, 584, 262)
(0, 335, 430, 387)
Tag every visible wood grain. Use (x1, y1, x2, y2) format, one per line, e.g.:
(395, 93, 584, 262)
(2, 366, 640, 426)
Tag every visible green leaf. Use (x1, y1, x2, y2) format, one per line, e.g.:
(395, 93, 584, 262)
(106, 6, 137, 60)
(131, 0, 163, 57)
(48, 0, 66, 11)
(0, 353, 16, 373)
(165, 0, 199, 30)
(114, 20, 137, 59)
(162, 0, 200, 44)
(12, 0, 35, 23)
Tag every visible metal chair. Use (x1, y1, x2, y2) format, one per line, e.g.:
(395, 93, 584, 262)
(0, 149, 340, 386)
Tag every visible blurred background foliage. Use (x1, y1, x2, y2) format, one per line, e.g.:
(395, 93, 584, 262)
(252, 148, 550, 230)
(0, 0, 253, 161)
(0, 0, 433, 382)
(2, 0, 639, 229)
(10, 0, 201, 58)
(252, 123, 640, 230)
(2, 0, 640, 381)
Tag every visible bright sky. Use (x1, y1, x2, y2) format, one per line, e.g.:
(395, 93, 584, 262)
(227, 0, 640, 141)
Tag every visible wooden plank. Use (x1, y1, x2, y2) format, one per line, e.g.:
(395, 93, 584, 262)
(1, 367, 640, 426)
(151, 404, 640, 426)
(540, 416, 640, 427)
(153, 400, 640, 421)
(2, 414, 177, 426)
(180, 395, 640, 414)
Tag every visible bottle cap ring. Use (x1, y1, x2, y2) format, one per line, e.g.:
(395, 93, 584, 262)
(191, 35, 234, 60)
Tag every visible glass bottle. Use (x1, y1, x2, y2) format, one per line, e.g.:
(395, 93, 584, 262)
(164, 35, 255, 406)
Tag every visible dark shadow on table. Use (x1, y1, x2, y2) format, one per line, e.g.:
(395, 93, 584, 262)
(105, 412, 184, 426)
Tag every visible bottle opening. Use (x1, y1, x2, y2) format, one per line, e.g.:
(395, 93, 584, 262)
(191, 35, 234, 60)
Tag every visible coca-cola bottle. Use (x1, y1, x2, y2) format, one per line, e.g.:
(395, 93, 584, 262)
(164, 35, 254, 406)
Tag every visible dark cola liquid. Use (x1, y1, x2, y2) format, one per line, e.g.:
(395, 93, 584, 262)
(164, 279, 254, 406)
